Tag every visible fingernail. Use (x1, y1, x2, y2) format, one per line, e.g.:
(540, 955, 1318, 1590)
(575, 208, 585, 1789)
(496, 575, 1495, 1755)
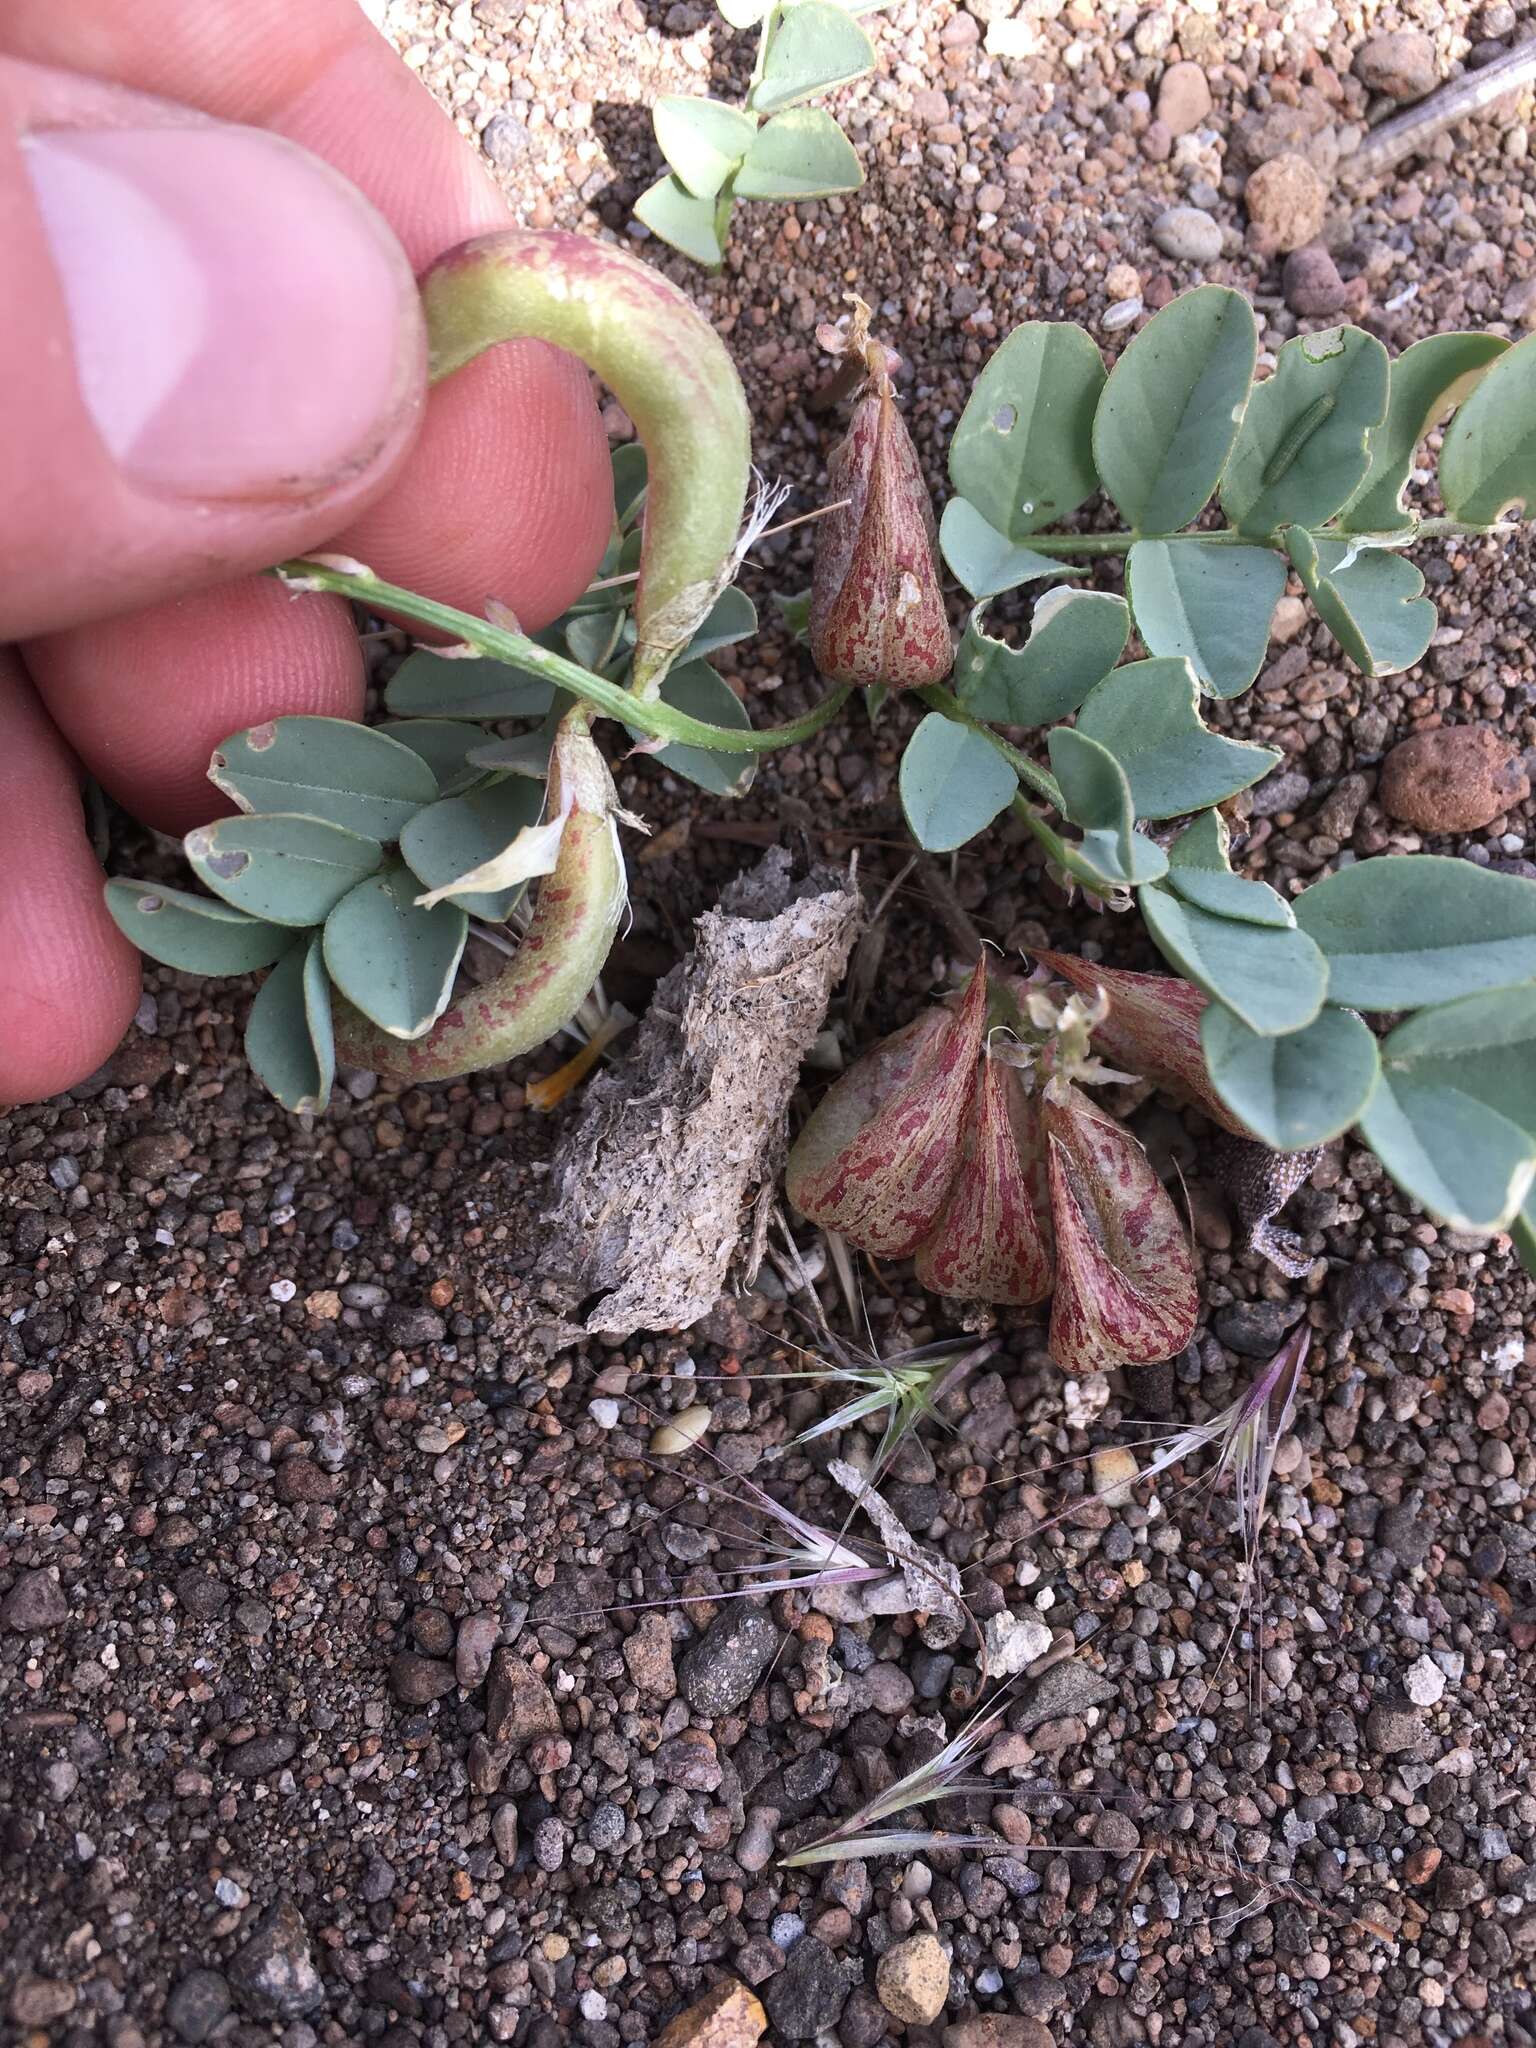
(23, 124, 425, 498)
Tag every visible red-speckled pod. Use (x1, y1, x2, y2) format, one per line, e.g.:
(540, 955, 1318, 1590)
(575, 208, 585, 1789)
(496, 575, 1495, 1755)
(913, 1057, 1054, 1306)
(1043, 1085, 1200, 1374)
(810, 320, 953, 690)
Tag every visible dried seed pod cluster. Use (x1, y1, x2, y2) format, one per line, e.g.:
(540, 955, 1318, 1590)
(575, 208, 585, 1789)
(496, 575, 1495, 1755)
(786, 954, 1202, 1374)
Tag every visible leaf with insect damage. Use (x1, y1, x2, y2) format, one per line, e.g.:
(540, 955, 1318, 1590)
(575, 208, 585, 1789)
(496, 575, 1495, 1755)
(185, 814, 382, 926)
(104, 879, 294, 977)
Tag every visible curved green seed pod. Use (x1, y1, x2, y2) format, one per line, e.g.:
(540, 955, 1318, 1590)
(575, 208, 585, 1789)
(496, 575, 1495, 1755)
(421, 228, 752, 694)
(334, 711, 626, 1083)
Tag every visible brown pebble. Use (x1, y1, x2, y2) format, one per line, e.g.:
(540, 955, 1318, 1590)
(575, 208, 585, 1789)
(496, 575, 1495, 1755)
(484, 1648, 561, 1746)
(1245, 154, 1329, 254)
(1404, 1844, 1443, 1884)
(1283, 242, 1347, 317)
(1156, 61, 1212, 138)
(273, 1455, 337, 1505)
(1380, 725, 1530, 833)
(389, 1652, 457, 1705)
(1354, 29, 1437, 101)
(653, 1977, 768, 2048)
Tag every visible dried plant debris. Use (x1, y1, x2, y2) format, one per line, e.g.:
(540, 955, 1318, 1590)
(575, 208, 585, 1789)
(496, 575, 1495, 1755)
(538, 848, 861, 1335)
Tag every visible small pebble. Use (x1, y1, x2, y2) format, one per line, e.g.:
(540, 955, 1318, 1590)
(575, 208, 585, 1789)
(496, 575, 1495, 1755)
(1151, 206, 1223, 266)
(651, 1404, 713, 1455)
(875, 1931, 951, 2025)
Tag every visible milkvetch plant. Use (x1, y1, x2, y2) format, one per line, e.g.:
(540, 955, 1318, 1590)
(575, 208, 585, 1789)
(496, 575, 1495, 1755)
(635, 0, 880, 268)
(98, 224, 1536, 1285)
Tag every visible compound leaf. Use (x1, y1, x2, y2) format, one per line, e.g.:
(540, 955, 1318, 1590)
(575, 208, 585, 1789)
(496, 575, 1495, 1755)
(385, 651, 555, 720)
(377, 719, 488, 800)
(653, 95, 757, 199)
(399, 778, 547, 920)
(1167, 808, 1294, 927)
(630, 659, 757, 798)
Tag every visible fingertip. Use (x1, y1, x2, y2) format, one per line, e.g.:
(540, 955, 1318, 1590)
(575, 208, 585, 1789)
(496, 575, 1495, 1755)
(0, 656, 141, 1105)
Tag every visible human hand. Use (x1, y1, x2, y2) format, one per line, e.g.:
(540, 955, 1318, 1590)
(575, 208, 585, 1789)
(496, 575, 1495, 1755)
(0, 0, 613, 1102)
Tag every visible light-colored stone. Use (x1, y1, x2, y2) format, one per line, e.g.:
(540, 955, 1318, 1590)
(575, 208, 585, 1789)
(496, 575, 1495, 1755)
(876, 1932, 951, 2025)
(944, 2017, 1056, 2048)
(983, 1608, 1053, 1677)
(1151, 205, 1222, 265)
(1405, 1654, 1447, 1706)
(1245, 154, 1329, 253)
(654, 1977, 768, 2048)
(651, 1404, 713, 1455)
(1091, 1446, 1140, 1505)
(1354, 30, 1437, 101)
(1156, 60, 1211, 137)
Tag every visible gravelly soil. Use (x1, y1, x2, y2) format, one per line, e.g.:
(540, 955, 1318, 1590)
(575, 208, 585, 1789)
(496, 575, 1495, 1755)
(5, 3, 1536, 2045)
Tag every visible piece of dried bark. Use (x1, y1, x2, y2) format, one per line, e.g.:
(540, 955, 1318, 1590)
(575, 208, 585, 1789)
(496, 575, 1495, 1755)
(538, 848, 862, 1336)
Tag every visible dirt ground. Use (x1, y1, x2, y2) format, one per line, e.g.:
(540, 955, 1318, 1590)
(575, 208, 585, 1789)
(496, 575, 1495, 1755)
(4, 2, 1536, 2044)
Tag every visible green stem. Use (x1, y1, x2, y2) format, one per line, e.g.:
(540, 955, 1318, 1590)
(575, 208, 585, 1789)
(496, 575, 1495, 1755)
(1009, 793, 1071, 865)
(273, 559, 850, 754)
(915, 685, 1063, 810)
(1013, 515, 1485, 558)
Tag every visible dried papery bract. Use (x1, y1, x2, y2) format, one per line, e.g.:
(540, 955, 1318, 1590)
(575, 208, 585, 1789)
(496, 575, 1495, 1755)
(1028, 954, 1252, 1135)
(1043, 1085, 1200, 1373)
(787, 956, 989, 1255)
(811, 298, 954, 690)
(914, 1058, 1053, 1305)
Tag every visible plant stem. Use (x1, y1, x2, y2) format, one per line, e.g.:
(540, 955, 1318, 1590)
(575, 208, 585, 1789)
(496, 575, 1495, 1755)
(915, 685, 1063, 810)
(273, 559, 851, 755)
(1001, 516, 1486, 558)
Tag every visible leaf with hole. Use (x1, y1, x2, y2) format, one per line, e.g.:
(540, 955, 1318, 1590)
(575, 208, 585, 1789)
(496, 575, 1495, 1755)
(1126, 538, 1287, 699)
(1285, 530, 1435, 677)
(948, 322, 1105, 538)
(1220, 324, 1388, 537)
(899, 714, 1017, 852)
(1292, 855, 1536, 1010)
(104, 879, 294, 976)
(1167, 809, 1294, 927)
(1074, 657, 1281, 819)
(385, 650, 555, 720)
(955, 589, 1128, 725)
(1093, 286, 1258, 533)
(751, 1, 875, 115)
(245, 936, 335, 1114)
(1141, 885, 1328, 1035)
(208, 715, 437, 840)
(1339, 331, 1509, 533)
(653, 95, 757, 199)
(1358, 1058, 1536, 1234)
(1201, 1002, 1379, 1149)
(377, 719, 488, 799)
(1047, 727, 1166, 886)
(399, 778, 548, 920)
(628, 659, 757, 798)
(185, 814, 382, 926)
(938, 497, 1084, 601)
(734, 106, 862, 197)
(323, 865, 468, 1041)
(634, 175, 731, 267)
(1438, 333, 1536, 525)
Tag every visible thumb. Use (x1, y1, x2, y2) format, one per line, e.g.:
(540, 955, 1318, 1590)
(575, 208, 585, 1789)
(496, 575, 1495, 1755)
(1, 60, 428, 641)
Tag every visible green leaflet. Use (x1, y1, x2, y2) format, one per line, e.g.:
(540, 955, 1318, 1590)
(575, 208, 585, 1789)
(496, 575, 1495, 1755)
(1141, 885, 1328, 1036)
(938, 497, 1085, 601)
(1376, 984, 1536, 1137)
(385, 650, 556, 720)
(1093, 286, 1257, 533)
(399, 778, 548, 921)
(1285, 530, 1435, 678)
(1220, 324, 1389, 537)
(377, 719, 489, 800)
(104, 879, 293, 977)
(751, 1, 875, 114)
(1047, 727, 1166, 885)
(1339, 331, 1509, 533)
(1358, 1063, 1536, 1234)
(634, 175, 731, 267)
(1438, 332, 1536, 525)
(954, 590, 1128, 725)
(1073, 657, 1281, 819)
(1201, 1002, 1379, 1150)
(1125, 539, 1287, 699)
(611, 441, 648, 529)
(653, 96, 757, 199)
(733, 107, 863, 197)
(899, 714, 1018, 852)
(628, 659, 757, 798)
(1292, 855, 1536, 1010)
(1167, 809, 1294, 928)
(947, 323, 1105, 539)
(184, 814, 382, 927)
(208, 715, 438, 841)
(323, 864, 469, 1041)
(245, 935, 335, 1115)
